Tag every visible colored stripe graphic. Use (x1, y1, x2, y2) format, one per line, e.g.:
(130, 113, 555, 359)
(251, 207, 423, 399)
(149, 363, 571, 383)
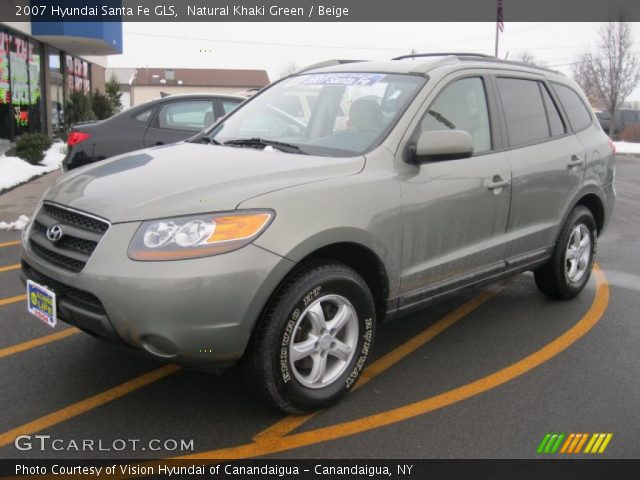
(585, 433, 613, 454)
(550, 433, 565, 453)
(537, 434, 552, 453)
(574, 433, 588, 453)
(560, 433, 575, 453)
(538, 433, 566, 454)
(540, 433, 613, 454)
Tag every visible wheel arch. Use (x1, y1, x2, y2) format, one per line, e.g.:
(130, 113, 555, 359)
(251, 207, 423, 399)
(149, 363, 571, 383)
(574, 193, 605, 234)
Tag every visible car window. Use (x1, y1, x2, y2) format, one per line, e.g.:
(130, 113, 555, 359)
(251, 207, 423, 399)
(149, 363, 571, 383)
(208, 73, 425, 156)
(133, 108, 154, 125)
(551, 83, 593, 132)
(157, 100, 214, 132)
(540, 84, 565, 137)
(419, 77, 491, 154)
(497, 78, 550, 147)
(221, 100, 241, 115)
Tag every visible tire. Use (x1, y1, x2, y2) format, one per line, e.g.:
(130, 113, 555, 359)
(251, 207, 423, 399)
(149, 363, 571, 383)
(534, 206, 597, 299)
(244, 262, 376, 413)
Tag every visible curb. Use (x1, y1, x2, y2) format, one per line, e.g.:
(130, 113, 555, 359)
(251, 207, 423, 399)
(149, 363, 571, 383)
(0, 169, 58, 197)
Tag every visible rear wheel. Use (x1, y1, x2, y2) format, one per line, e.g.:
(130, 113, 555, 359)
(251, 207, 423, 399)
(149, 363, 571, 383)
(534, 206, 597, 299)
(244, 262, 376, 413)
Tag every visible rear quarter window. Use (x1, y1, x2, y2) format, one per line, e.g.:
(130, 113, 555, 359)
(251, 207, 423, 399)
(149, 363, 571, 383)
(551, 83, 593, 132)
(497, 77, 550, 147)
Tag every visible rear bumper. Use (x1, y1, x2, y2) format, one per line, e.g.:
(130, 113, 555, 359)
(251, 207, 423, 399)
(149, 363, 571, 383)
(601, 181, 616, 235)
(20, 222, 295, 367)
(61, 148, 95, 172)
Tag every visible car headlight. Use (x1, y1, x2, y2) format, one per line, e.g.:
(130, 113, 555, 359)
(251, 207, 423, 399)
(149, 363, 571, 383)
(128, 210, 274, 260)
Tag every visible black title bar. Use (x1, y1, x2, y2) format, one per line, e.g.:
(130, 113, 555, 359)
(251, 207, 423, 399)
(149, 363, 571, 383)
(1, 0, 640, 22)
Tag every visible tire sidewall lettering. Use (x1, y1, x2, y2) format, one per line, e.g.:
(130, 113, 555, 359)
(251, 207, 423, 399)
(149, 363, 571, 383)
(275, 276, 375, 403)
(279, 285, 323, 384)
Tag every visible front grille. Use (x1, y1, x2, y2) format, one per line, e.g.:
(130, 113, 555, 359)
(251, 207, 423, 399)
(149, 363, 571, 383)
(28, 203, 110, 273)
(22, 261, 105, 313)
(42, 204, 109, 234)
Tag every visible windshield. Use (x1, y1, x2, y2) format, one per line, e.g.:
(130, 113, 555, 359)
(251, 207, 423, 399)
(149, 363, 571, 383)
(206, 72, 425, 156)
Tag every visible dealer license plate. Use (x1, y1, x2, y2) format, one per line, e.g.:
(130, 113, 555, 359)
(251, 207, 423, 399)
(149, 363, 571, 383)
(27, 280, 57, 328)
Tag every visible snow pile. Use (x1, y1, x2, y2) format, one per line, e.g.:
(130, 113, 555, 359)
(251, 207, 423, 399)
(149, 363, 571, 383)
(614, 141, 640, 155)
(0, 141, 65, 192)
(0, 214, 29, 231)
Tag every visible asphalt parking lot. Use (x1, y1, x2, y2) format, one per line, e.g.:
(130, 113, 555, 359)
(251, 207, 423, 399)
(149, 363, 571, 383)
(0, 156, 639, 460)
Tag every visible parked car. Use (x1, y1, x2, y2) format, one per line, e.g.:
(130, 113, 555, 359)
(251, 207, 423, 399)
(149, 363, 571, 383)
(595, 108, 640, 136)
(62, 93, 245, 171)
(22, 54, 615, 413)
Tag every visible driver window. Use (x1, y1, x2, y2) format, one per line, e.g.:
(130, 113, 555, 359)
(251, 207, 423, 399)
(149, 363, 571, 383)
(420, 77, 491, 154)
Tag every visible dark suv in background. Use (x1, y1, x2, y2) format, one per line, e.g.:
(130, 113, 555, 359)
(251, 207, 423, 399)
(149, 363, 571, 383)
(62, 93, 244, 171)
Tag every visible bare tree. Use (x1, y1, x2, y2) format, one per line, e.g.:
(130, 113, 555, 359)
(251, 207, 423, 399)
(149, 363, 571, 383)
(573, 21, 640, 137)
(513, 51, 538, 65)
(278, 61, 299, 79)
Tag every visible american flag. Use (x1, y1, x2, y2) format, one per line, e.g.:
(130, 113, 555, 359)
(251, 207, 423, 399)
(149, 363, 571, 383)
(497, 0, 505, 32)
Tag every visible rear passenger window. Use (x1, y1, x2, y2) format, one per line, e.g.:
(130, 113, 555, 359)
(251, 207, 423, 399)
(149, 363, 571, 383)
(552, 83, 593, 132)
(497, 78, 549, 146)
(420, 77, 491, 154)
(133, 108, 154, 125)
(540, 85, 565, 136)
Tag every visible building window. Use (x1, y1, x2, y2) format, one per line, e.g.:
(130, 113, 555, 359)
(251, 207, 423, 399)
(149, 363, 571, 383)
(0, 27, 44, 139)
(66, 55, 90, 94)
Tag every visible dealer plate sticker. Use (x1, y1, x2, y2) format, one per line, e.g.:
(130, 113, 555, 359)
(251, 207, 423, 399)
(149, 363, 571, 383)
(27, 280, 57, 328)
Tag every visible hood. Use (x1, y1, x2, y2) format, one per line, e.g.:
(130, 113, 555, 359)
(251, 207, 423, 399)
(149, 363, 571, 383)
(45, 143, 364, 223)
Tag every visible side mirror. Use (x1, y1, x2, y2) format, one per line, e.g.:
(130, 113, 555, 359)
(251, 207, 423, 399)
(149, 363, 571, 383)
(408, 130, 474, 164)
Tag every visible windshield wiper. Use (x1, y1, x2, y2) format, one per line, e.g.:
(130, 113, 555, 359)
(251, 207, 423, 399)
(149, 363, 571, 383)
(189, 134, 220, 145)
(224, 138, 306, 154)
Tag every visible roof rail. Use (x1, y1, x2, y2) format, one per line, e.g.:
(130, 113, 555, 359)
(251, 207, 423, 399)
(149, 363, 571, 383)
(393, 52, 494, 60)
(296, 59, 365, 74)
(393, 52, 564, 76)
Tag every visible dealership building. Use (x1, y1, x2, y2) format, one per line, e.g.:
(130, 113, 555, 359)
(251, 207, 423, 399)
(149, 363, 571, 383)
(0, 18, 122, 141)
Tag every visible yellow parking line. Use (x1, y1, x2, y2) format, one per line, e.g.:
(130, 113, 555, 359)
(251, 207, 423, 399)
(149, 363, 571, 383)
(253, 282, 509, 441)
(175, 266, 608, 460)
(0, 240, 20, 248)
(0, 294, 26, 307)
(0, 364, 181, 448)
(0, 263, 20, 273)
(0, 328, 80, 359)
(2, 268, 610, 480)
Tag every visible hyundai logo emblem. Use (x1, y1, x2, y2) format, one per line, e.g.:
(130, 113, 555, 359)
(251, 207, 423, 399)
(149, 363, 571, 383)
(46, 224, 63, 242)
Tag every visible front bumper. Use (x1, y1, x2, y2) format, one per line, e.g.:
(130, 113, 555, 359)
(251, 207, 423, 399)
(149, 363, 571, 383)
(21, 221, 295, 367)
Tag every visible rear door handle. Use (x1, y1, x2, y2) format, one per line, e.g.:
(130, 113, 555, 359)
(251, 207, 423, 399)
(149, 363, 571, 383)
(155, 141, 164, 146)
(568, 154, 583, 167)
(487, 176, 510, 190)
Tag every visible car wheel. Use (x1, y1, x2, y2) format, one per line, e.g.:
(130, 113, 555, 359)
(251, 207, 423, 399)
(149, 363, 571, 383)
(534, 206, 597, 299)
(244, 262, 376, 413)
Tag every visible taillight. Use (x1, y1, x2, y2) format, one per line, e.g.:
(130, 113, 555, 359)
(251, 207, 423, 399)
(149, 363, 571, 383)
(67, 131, 91, 146)
(608, 138, 616, 155)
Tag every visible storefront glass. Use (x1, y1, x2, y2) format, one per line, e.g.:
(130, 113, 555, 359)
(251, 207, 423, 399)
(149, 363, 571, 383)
(0, 27, 44, 140)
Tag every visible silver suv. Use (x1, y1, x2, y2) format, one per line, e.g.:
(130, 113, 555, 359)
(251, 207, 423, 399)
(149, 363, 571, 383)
(21, 54, 615, 413)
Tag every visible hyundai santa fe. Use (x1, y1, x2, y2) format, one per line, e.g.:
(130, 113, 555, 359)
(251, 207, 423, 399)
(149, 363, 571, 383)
(21, 53, 615, 413)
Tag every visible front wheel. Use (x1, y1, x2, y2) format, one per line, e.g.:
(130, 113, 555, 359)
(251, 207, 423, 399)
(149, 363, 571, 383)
(244, 262, 376, 413)
(534, 206, 597, 299)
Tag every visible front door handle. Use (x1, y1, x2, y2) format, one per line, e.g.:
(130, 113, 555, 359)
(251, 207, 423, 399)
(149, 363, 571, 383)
(568, 154, 583, 168)
(155, 141, 164, 146)
(487, 176, 510, 190)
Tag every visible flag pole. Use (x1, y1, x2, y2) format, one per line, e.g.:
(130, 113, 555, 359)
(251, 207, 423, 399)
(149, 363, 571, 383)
(495, 0, 503, 58)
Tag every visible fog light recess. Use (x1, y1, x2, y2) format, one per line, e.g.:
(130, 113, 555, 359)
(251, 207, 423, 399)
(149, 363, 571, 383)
(141, 335, 178, 358)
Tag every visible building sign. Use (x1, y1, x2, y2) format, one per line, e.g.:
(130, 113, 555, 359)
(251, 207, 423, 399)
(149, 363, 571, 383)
(10, 36, 30, 106)
(0, 32, 11, 105)
(28, 41, 41, 105)
(66, 55, 90, 94)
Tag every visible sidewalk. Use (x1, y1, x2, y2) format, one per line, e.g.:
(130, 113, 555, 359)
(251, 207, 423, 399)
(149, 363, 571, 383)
(0, 170, 61, 222)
